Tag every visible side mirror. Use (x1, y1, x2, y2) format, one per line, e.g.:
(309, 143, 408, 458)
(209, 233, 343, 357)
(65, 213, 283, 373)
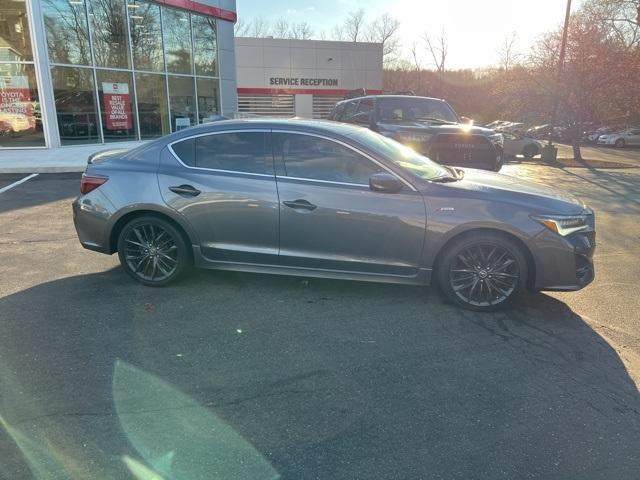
(369, 172, 403, 193)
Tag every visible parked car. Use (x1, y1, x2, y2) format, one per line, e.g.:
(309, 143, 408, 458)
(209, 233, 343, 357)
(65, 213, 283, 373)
(525, 124, 551, 140)
(597, 128, 640, 147)
(584, 126, 614, 143)
(503, 133, 543, 158)
(73, 119, 596, 311)
(329, 95, 504, 171)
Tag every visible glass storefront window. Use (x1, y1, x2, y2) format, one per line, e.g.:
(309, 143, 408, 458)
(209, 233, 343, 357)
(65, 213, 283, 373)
(96, 70, 137, 142)
(0, 0, 33, 62)
(192, 14, 217, 77)
(42, 0, 92, 66)
(162, 8, 193, 75)
(168, 76, 195, 131)
(51, 66, 100, 145)
(0, 63, 45, 147)
(196, 78, 219, 124)
(129, 1, 164, 72)
(135, 73, 169, 138)
(88, 0, 131, 69)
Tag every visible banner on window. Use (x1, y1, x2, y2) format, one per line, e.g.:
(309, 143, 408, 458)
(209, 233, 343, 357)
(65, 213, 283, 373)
(0, 76, 35, 132)
(102, 82, 132, 130)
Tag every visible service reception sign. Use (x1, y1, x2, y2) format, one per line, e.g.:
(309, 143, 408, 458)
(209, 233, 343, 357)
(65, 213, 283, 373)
(102, 82, 132, 130)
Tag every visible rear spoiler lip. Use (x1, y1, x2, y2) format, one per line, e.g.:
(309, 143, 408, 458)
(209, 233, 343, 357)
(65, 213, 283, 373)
(87, 148, 131, 165)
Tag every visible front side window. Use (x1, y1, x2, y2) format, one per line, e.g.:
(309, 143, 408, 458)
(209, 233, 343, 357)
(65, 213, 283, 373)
(173, 132, 270, 174)
(275, 133, 383, 185)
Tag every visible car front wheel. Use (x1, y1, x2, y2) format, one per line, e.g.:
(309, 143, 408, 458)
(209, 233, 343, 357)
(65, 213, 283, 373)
(522, 144, 539, 159)
(614, 138, 625, 148)
(117, 216, 189, 286)
(437, 233, 528, 311)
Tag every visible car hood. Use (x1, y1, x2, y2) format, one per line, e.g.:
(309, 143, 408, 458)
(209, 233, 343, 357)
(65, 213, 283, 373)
(438, 168, 585, 214)
(377, 122, 495, 136)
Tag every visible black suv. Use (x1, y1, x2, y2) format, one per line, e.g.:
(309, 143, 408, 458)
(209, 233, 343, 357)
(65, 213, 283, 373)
(329, 95, 504, 171)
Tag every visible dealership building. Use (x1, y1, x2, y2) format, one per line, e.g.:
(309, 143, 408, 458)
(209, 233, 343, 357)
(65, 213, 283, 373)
(0, 0, 382, 169)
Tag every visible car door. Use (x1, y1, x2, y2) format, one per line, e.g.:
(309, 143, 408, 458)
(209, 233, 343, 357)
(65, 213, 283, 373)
(628, 129, 640, 145)
(158, 130, 280, 264)
(273, 131, 427, 277)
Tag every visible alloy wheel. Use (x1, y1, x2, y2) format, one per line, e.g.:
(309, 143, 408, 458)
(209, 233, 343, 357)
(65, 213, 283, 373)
(122, 223, 179, 282)
(449, 243, 520, 307)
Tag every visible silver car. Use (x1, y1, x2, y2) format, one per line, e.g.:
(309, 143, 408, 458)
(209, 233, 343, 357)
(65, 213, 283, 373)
(73, 119, 595, 311)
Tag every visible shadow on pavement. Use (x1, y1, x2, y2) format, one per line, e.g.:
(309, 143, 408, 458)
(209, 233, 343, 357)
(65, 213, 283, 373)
(0, 268, 639, 479)
(0, 173, 79, 214)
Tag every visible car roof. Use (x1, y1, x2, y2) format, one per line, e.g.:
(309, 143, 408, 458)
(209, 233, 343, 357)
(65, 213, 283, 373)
(158, 117, 371, 143)
(336, 94, 446, 105)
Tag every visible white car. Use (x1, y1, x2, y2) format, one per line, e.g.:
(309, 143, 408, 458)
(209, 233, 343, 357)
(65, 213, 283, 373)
(597, 128, 640, 147)
(503, 133, 543, 158)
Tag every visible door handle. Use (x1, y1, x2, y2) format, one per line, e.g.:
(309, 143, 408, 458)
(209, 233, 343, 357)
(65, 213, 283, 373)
(283, 199, 317, 211)
(169, 184, 201, 196)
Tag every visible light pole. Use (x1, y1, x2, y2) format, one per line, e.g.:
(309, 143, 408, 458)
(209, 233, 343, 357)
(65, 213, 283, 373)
(542, 0, 572, 160)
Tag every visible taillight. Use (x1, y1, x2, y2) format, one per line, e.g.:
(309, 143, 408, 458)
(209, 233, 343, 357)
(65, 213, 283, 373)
(80, 174, 108, 194)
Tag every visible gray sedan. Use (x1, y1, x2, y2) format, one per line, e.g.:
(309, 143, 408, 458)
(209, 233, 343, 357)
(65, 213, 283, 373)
(73, 119, 595, 311)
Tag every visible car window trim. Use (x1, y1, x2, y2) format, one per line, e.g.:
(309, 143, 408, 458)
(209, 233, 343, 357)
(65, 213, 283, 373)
(167, 129, 275, 178)
(271, 129, 417, 192)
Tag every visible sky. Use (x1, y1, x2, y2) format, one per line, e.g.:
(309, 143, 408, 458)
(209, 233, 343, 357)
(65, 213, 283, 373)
(236, 0, 585, 69)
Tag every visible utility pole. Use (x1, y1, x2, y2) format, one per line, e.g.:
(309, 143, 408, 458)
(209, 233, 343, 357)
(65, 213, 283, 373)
(542, 0, 572, 160)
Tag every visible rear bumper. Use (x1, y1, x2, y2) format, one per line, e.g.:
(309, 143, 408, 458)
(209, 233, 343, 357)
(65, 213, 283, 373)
(72, 198, 112, 254)
(532, 230, 595, 291)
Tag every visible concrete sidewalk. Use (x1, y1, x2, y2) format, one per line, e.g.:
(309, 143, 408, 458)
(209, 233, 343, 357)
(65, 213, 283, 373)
(0, 141, 146, 173)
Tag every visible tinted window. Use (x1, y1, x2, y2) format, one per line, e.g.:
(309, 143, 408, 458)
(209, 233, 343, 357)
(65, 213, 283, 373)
(353, 98, 374, 124)
(276, 133, 382, 184)
(330, 103, 345, 120)
(341, 101, 358, 122)
(377, 97, 458, 123)
(173, 132, 269, 174)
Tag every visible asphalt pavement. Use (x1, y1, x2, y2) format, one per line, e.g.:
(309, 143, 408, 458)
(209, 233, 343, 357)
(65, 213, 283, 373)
(0, 163, 639, 480)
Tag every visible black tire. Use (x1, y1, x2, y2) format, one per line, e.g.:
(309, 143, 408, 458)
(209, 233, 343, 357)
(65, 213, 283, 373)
(522, 144, 539, 159)
(493, 150, 503, 171)
(614, 138, 625, 148)
(437, 232, 528, 311)
(117, 215, 190, 286)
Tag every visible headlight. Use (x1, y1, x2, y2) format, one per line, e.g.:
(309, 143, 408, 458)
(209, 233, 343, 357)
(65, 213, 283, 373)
(531, 209, 594, 236)
(489, 133, 504, 147)
(397, 131, 432, 143)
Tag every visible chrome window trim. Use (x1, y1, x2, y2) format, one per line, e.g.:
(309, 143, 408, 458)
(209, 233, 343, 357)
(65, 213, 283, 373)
(276, 175, 368, 188)
(271, 129, 417, 192)
(167, 129, 274, 178)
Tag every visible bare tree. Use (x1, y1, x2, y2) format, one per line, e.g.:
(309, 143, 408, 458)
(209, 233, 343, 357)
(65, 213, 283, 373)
(498, 31, 520, 70)
(272, 17, 290, 38)
(366, 13, 401, 66)
(234, 17, 251, 37)
(249, 17, 271, 37)
(423, 28, 448, 73)
(290, 22, 314, 40)
(344, 9, 366, 41)
(410, 41, 422, 71)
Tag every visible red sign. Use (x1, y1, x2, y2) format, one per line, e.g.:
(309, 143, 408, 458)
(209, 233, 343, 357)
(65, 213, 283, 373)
(0, 76, 35, 132)
(102, 82, 132, 130)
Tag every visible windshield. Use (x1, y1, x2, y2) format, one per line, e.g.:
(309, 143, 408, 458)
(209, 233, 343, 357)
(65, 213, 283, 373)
(376, 97, 459, 123)
(348, 129, 449, 180)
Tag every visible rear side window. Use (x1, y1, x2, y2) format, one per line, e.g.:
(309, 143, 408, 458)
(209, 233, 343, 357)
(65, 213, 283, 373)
(171, 132, 270, 174)
(274, 132, 383, 184)
(341, 101, 358, 122)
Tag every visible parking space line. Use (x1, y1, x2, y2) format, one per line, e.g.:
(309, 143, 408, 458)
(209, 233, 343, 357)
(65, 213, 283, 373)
(0, 173, 39, 194)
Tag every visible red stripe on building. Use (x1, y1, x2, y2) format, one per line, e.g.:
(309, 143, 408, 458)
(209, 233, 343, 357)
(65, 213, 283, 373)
(237, 88, 384, 96)
(153, 0, 237, 21)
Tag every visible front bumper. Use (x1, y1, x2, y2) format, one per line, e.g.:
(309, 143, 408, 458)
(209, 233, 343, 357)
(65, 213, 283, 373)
(596, 138, 615, 145)
(532, 229, 596, 291)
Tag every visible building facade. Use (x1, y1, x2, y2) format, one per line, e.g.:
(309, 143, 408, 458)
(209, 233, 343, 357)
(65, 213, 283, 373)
(0, 0, 237, 151)
(235, 37, 383, 119)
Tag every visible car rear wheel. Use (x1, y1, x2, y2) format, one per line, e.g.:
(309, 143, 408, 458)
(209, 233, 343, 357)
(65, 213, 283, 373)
(117, 216, 189, 286)
(614, 138, 625, 148)
(437, 233, 528, 311)
(522, 144, 538, 159)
